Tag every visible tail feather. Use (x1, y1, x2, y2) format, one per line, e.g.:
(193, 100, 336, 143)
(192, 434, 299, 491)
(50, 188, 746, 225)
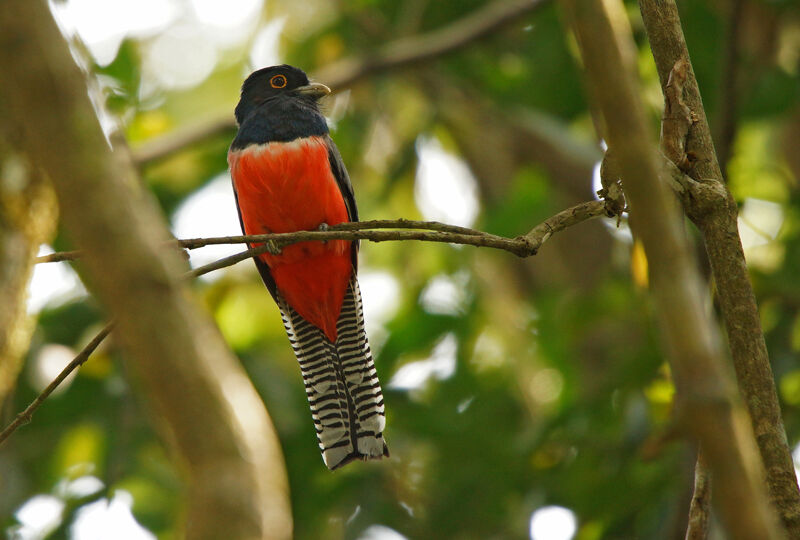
(336, 279, 387, 458)
(278, 276, 388, 469)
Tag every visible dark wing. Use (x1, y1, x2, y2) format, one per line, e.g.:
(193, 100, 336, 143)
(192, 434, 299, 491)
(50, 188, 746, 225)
(324, 135, 360, 271)
(231, 181, 280, 302)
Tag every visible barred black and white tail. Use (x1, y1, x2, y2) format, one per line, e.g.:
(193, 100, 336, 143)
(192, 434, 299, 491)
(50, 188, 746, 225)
(278, 277, 389, 469)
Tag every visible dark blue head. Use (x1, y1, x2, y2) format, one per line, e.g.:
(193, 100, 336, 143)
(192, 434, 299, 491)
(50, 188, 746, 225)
(232, 65, 330, 149)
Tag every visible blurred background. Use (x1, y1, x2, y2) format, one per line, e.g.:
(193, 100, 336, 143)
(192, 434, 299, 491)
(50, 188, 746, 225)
(2, 0, 800, 538)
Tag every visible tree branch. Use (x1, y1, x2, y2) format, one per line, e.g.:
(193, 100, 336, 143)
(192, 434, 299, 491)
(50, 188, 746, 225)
(0, 243, 270, 445)
(0, 249, 255, 445)
(685, 450, 712, 540)
(37, 204, 609, 265)
(0, 244, 238, 446)
(35, 249, 83, 264)
(132, 0, 549, 165)
(0, 143, 58, 406)
(560, 0, 783, 537)
(639, 0, 800, 534)
(7, 201, 608, 445)
(313, 0, 548, 90)
(713, 0, 743, 175)
(0, 323, 112, 445)
(0, 2, 292, 537)
(180, 200, 609, 269)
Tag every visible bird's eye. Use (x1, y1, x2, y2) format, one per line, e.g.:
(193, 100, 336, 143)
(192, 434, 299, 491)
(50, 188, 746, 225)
(270, 74, 287, 89)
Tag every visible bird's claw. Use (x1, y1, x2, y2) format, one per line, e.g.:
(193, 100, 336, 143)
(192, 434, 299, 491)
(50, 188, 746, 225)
(318, 222, 329, 243)
(265, 239, 281, 255)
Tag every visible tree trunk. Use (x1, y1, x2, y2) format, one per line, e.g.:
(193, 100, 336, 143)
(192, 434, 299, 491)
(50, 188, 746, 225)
(559, 0, 784, 536)
(0, 2, 293, 538)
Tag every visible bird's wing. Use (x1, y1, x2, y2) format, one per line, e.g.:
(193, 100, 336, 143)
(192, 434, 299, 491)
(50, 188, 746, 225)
(231, 181, 280, 302)
(324, 135, 360, 270)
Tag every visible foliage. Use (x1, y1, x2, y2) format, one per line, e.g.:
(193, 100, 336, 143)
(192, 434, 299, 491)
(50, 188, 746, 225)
(2, 0, 799, 538)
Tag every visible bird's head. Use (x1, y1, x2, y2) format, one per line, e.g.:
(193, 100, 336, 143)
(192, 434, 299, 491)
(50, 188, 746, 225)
(234, 64, 331, 126)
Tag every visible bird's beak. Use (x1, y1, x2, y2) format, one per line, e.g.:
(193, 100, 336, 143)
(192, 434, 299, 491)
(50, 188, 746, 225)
(295, 82, 331, 99)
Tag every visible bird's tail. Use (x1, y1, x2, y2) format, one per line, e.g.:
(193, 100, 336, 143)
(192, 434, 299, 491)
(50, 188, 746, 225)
(277, 276, 389, 469)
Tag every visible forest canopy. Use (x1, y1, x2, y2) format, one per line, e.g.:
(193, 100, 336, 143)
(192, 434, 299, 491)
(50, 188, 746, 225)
(1, 0, 800, 539)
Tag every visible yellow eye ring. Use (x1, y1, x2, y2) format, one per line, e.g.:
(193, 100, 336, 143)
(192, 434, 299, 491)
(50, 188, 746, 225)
(270, 74, 287, 89)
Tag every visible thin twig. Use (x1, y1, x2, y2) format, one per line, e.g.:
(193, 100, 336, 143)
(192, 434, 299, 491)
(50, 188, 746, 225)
(35, 250, 83, 263)
(35, 220, 487, 263)
(38, 208, 608, 265)
(0, 323, 113, 445)
(330, 219, 484, 235)
(522, 200, 611, 247)
(178, 219, 493, 250)
(185, 244, 280, 279)
(314, 0, 547, 90)
(182, 202, 607, 272)
(132, 0, 547, 165)
(0, 247, 277, 445)
(189, 229, 530, 255)
(5, 201, 609, 446)
(0, 245, 272, 445)
(36, 222, 491, 264)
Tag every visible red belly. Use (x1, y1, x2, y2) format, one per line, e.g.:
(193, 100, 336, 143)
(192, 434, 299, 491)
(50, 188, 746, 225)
(228, 136, 352, 341)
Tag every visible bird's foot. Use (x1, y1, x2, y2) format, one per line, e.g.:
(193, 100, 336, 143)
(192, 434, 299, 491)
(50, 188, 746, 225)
(318, 222, 329, 243)
(265, 239, 281, 255)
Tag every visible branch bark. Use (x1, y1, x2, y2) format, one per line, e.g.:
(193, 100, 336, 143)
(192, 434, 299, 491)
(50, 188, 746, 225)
(422, 75, 614, 291)
(639, 0, 800, 534)
(133, 0, 549, 165)
(0, 2, 292, 538)
(0, 143, 57, 407)
(713, 0, 743, 174)
(4, 201, 609, 445)
(685, 451, 711, 540)
(313, 0, 547, 91)
(36, 205, 610, 265)
(559, 0, 783, 537)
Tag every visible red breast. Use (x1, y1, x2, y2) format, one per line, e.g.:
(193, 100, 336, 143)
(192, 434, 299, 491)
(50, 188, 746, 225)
(229, 135, 352, 341)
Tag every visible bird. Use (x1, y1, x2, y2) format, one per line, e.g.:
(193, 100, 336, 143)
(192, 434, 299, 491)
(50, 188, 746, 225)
(227, 65, 389, 469)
